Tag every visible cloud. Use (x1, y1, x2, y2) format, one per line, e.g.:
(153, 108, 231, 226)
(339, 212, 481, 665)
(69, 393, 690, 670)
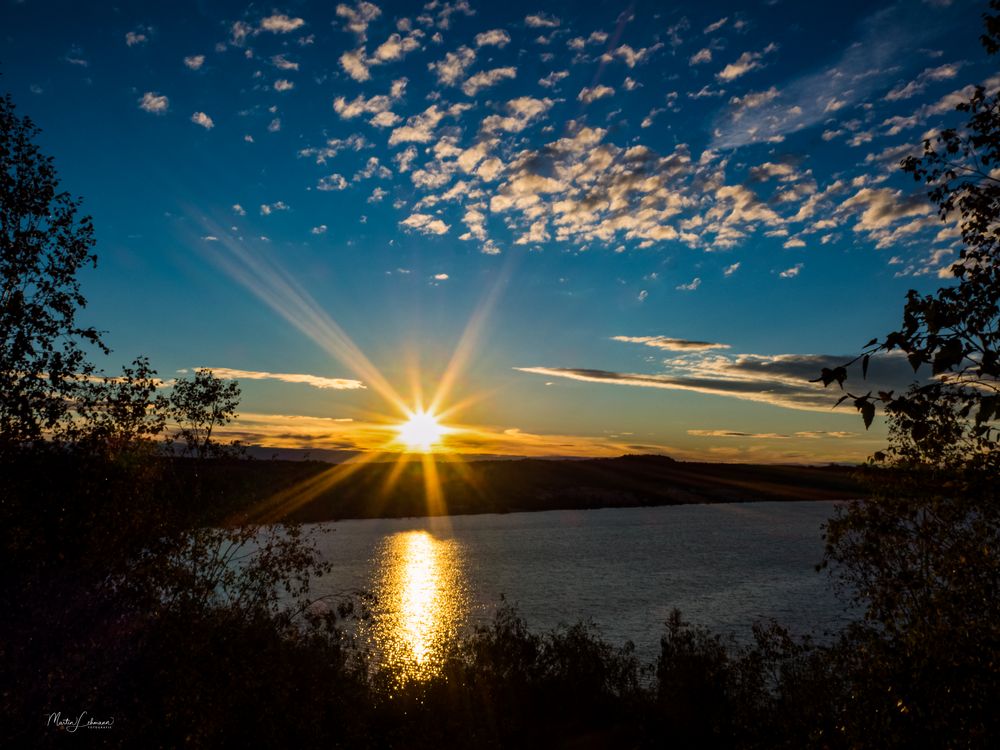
(607, 44, 662, 68)
(339, 48, 371, 81)
(260, 13, 306, 33)
(666, 17, 690, 49)
(190, 111, 214, 129)
(567, 31, 608, 52)
(184, 54, 205, 70)
(475, 29, 511, 48)
(726, 86, 780, 120)
(372, 29, 425, 62)
(401, 213, 450, 235)
(125, 28, 149, 47)
(525, 13, 560, 28)
(885, 62, 962, 100)
(578, 85, 615, 103)
(311, 225, 327, 234)
(688, 429, 789, 439)
(426, 0, 475, 30)
(230, 21, 252, 46)
(298, 133, 369, 164)
(317, 174, 349, 191)
(138, 92, 169, 113)
(388, 103, 470, 145)
(539, 70, 569, 88)
(881, 73, 1000, 135)
(259, 201, 289, 215)
(516, 350, 920, 413)
(794, 431, 858, 439)
(336, 1, 380, 41)
(723, 262, 741, 276)
(716, 43, 777, 81)
(202, 368, 364, 390)
(485, 127, 697, 247)
(704, 17, 729, 34)
(393, 145, 418, 172)
(433, 272, 449, 280)
(779, 263, 803, 278)
(332, 78, 407, 127)
(271, 54, 299, 70)
(274, 79, 294, 92)
(462, 66, 517, 96)
(710, 5, 948, 149)
(481, 96, 553, 133)
(352, 156, 392, 182)
(232, 204, 246, 216)
(676, 277, 701, 291)
(612, 336, 730, 351)
(690, 48, 712, 65)
(428, 45, 476, 85)
(839, 187, 934, 231)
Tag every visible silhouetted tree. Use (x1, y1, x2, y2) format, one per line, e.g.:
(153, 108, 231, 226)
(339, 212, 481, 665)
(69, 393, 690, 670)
(818, 3, 1000, 745)
(70, 355, 168, 458)
(165, 368, 242, 459)
(0, 93, 106, 453)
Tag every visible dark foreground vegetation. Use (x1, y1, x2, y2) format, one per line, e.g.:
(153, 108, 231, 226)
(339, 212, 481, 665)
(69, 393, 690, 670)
(4, 3, 1000, 747)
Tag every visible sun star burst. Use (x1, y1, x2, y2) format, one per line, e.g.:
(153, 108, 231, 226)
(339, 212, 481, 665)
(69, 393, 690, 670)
(397, 410, 447, 452)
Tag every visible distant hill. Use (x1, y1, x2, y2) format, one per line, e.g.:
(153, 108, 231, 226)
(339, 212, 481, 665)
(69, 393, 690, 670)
(219, 454, 867, 524)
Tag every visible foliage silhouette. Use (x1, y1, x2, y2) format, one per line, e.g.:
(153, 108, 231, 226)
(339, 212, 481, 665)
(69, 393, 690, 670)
(816, 3, 1000, 745)
(165, 368, 243, 459)
(0, 93, 106, 454)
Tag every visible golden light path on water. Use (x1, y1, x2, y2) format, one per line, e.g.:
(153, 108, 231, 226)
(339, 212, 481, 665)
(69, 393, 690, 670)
(367, 530, 469, 682)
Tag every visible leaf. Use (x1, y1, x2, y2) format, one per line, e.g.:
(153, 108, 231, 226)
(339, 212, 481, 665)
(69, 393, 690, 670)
(855, 397, 876, 430)
(862, 354, 870, 380)
(976, 396, 998, 425)
(931, 339, 964, 375)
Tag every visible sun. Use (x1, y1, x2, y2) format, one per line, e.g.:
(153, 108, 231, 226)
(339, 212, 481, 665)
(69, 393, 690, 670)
(396, 410, 447, 452)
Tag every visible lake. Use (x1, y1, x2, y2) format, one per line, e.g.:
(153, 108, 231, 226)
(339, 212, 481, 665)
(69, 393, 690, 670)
(307, 500, 855, 677)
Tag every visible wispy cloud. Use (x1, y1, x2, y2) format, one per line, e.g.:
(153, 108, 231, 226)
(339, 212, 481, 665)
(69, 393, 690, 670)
(611, 336, 730, 351)
(711, 5, 942, 148)
(516, 349, 920, 413)
(688, 429, 789, 439)
(199, 368, 365, 390)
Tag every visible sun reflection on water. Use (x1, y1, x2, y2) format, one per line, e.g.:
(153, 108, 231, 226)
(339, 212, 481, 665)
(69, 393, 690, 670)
(370, 529, 468, 681)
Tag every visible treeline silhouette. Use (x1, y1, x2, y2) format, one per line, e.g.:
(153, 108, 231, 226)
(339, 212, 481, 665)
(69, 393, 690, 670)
(226, 454, 865, 523)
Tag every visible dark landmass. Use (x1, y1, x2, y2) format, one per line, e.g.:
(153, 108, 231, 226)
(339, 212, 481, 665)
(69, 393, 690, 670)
(216, 454, 866, 524)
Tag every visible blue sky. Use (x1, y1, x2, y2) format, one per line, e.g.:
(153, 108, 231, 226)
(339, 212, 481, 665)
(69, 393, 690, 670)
(2, 0, 992, 461)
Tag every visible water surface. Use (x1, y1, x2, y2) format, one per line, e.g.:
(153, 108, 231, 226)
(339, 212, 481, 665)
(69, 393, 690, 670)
(308, 501, 852, 677)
